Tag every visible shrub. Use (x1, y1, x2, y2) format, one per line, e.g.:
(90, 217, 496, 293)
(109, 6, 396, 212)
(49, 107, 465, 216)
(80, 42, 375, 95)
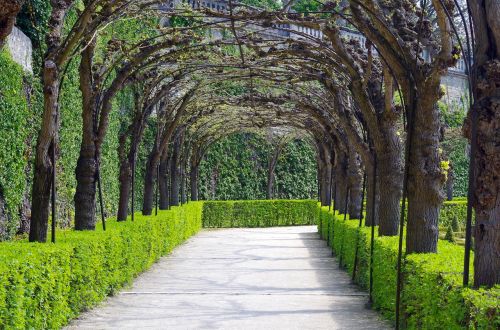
(202, 200, 318, 227)
(445, 225, 456, 243)
(0, 202, 203, 328)
(0, 49, 32, 239)
(440, 199, 467, 230)
(317, 205, 499, 329)
(452, 216, 460, 232)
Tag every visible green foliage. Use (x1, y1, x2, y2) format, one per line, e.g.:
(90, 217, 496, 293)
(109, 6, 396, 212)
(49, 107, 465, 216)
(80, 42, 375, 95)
(445, 225, 456, 243)
(199, 133, 271, 200)
(198, 133, 317, 200)
(0, 5, 150, 234)
(462, 287, 500, 329)
(202, 200, 318, 227)
(292, 0, 322, 13)
(439, 99, 467, 128)
(451, 216, 460, 232)
(240, 0, 281, 10)
(441, 127, 469, 197)
(0, 50, 32, 239)
(440, 199, 467, 231)
(275, 139, 318, 199)
(0, 202, 203, 328)
(318, 206, 499, 329)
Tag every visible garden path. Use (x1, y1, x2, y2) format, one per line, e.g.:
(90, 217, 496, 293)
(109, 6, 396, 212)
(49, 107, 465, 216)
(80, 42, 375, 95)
(67, 226, 391, 329)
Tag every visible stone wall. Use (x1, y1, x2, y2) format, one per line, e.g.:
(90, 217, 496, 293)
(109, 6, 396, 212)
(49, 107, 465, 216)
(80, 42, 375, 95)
(441, 72, 469, 110)
(6, 26, 32, 73)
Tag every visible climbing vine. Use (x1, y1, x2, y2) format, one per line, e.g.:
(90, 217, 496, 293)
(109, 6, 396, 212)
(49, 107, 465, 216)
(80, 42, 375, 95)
(198, 133, 317, 200)
(0, 50, 31, 239)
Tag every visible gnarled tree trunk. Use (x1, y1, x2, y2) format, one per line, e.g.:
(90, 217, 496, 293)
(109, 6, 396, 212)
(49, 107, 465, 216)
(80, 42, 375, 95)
(29, 0, 73, 241)
(406, 81, 445, 253)
(74, 41, 98, 230)
(29, 61, 60, 242)
(467, 0, 500, 288)
(376, 128, 403, 235)
(348, 152, 363, 219)
(0, 0, 24, 48)
(364, 163, 379, 227)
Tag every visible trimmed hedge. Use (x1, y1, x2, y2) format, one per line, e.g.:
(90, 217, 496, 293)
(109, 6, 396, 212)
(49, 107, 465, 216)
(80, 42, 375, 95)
(202, 200, 318, 227)
(440, 199, 467, 230)
(0, 202, 203, 329)
(318, 206, 499, 329)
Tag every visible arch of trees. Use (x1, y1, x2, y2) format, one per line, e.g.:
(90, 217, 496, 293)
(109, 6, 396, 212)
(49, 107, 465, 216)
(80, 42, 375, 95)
(1, 0, 498, 291)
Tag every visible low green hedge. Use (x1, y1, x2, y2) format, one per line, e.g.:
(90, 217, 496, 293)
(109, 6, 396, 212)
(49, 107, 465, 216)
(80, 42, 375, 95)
(440, 199, 468, 230)
(0, 202, 203, 329)
(318, 206, 499, 329)
(202, 200, 318, 227)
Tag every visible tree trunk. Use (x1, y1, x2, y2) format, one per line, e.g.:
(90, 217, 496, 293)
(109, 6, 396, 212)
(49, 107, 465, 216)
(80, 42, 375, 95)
(406, 82, 444, 253)
(74, 41, 98, 231)
(467, 0, 500, 287)
(322, 163, 333, 206)
(445, 166, 454, 201)
(117, 158, 131, 221)
(365, 163, 379, 227)
(170, 138, 181, 207)
(117, 131, 131, 221)
(348, 152, 362, 219)
(318, 160, 327, 205)
(267, 143, 283, 199)
(470, 66, 500, 287)
(317, 143, 332, 206)
(29, 60, 60, 242)
(142, 152, 157, 215)
(159, 153, 170, 209)
(74, 151, 97, 230)
(266, 171, 274, 200)
(0, 0, 24, 48)
(180, 160, 186, 204)
(376, 134, 403, 235)
(335, 157, 348, 213)
(190, 163, 199, 201)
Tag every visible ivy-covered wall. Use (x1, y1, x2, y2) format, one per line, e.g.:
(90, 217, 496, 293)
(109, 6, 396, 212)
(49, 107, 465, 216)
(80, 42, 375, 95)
(0, 49, 33, 239)
(198, 133, 318, 200)
(0, 0, 144, 239)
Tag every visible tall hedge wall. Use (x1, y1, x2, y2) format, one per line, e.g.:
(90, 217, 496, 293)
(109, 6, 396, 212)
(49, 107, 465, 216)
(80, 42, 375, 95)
(0, 8, 158, 239)
(0, 49, 34, 239)
(202, 200, 318, 227)
(198, 133, 318, 200)
(440, 199, 467, 230)
(0, 202, 203, 328)
(318, 206, 499, 329)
